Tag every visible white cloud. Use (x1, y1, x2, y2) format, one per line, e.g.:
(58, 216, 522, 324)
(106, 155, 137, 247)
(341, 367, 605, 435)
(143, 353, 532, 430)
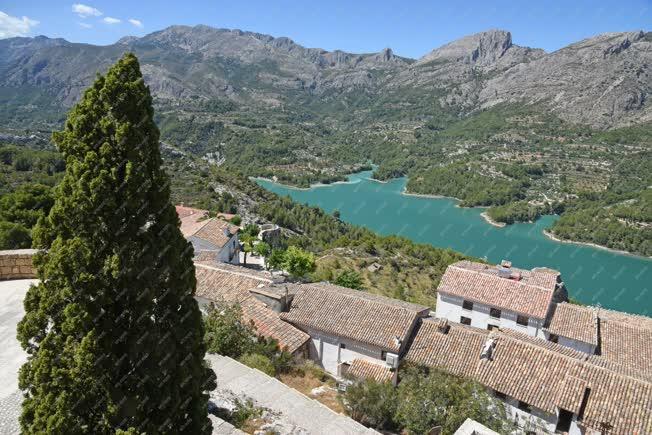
(128, 18, 143, 28)
(0, 11, 39, 39)
(78, 22, 92, 29)
(72, 4, 102, 18)
(103, 17, 121, 24)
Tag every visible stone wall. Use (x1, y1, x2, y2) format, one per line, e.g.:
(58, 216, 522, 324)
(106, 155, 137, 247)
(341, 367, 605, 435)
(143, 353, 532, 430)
(0, 249, 37, 280)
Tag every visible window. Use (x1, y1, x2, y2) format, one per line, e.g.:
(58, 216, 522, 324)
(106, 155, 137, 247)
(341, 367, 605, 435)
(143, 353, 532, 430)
(339, 343, 346, 350)
(489, 308, 501, 319)
(487, 324, 499, 331)
(549, 334, 559, 343)
(516, 315, 529, 326)
(462, 300, 473, 311)
(460, 316, 471, 325)
(518, 401, 532, 413)
(381, 351, 387, 360)
(494, 391, 507, 400)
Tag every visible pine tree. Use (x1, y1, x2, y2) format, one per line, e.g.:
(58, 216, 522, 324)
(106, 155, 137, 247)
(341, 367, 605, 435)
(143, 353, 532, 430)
(16, 53, 215, 434)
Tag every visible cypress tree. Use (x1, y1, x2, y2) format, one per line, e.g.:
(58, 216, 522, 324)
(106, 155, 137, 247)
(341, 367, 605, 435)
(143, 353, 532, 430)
(16, 53, 215, 434)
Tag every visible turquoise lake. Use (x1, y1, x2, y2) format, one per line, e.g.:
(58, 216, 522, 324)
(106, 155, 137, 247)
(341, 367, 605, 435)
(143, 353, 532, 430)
(257, 170, 651, 316)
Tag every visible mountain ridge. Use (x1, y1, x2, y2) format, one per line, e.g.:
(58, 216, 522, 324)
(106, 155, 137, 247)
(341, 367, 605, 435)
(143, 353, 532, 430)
(0, 25, 650, 129)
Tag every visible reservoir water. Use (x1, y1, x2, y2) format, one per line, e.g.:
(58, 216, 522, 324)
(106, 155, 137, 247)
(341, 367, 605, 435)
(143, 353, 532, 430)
(257, 170, 651, 316)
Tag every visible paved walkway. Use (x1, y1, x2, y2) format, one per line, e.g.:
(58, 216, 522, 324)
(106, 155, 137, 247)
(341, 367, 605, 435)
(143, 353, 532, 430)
(207, 354, 378, 435)
(0, 279, 36, 435)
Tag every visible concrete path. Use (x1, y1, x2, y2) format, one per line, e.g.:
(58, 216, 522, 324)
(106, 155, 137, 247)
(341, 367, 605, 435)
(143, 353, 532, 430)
(0, 279, 36, 435)
(207, 354, 379, 435)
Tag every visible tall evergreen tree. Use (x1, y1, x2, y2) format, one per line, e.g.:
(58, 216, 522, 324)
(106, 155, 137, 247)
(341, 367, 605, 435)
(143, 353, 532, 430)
(16, 53, 215, 434)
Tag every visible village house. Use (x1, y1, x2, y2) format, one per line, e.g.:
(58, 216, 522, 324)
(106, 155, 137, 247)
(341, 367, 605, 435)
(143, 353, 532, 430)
(405, 317, 652, 435)
(194, 260, 310, 355)
(176, 205, 240, 264)
(279, 282, 430, 381)
(435, 260, 565, 337)
(545, 301, 652, 371)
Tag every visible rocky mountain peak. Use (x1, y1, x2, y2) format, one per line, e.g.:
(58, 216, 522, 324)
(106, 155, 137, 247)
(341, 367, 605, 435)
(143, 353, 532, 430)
(418, 29, 516, 66)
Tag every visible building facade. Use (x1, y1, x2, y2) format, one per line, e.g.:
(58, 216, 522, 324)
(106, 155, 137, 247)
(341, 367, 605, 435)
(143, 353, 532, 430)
(176, 205, 240, 264)
(435, 260, 561, 337)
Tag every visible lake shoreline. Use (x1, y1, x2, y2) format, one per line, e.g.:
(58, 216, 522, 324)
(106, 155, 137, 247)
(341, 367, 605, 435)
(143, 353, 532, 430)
(480, 212, 507, 228)
(252, 176, 360, 190)
(543, 230, 650, 259)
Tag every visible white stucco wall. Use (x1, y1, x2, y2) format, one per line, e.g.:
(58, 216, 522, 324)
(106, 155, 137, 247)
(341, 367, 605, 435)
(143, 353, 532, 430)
(436, 293, 544, 337)
(501, 397, 557, 434)
(542, 332, 596, 355)
(304, 327, 387, 377)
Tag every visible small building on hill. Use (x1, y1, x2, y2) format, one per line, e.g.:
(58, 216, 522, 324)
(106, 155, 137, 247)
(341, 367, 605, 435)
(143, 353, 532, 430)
(176, 205, 240, 264)
(435, 260, 565, 337)
(194, 260, 310, 356)
(280, 282, 430, 379)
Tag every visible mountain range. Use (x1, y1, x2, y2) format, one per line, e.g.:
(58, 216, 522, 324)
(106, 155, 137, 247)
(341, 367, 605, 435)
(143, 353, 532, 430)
(1, 25, 650, 130)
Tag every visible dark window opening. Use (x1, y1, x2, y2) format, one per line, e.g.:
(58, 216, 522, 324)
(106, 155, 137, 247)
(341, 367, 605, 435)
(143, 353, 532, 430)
(518, 401, 532, 413)
(556, 409, 573, 432)
(549, 334, 559, 343)
(494, 391, 507, 400)
(517, 315, 529, 326)
(460, 316, 471, 325)
(487, 324, 499, 331)
(340, 343, 346, 349)
(462, 300, 473, 311)
(490, 308, 501, 319)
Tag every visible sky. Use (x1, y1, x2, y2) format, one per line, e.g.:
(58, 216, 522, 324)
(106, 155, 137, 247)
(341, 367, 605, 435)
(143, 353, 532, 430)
(1, 0, 650, 58)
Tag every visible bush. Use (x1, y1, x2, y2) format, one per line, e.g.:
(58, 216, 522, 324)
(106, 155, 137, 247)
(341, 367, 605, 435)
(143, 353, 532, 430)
(340, 379, 397, 430)
(0, 221, 31, 249)
(334, 269, 363, 289)
(239, 353, 276, 377)
(229, 215, 242, 225)
(204, 304, 256, 358)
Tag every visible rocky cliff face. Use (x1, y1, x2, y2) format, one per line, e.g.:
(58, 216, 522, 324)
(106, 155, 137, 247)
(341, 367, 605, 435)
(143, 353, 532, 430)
(0, 26, 650, 129)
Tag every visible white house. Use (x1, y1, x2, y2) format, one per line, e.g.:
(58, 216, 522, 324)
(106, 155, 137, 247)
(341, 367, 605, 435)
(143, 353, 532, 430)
(405, 317, 652, 435)
(435, 260, 563, 337)
(176, 205, 240, 264)
(279, 282, 430, 381)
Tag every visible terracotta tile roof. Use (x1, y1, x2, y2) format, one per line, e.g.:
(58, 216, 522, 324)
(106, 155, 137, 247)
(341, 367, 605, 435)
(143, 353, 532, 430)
(437, 260, 557, 319)
(545, 302, 598, 346)
(193, 218, 239, 249)
(404, 318, 488, 378)
(545, 302, 652, 373)
(195, 263, 309, 354)
(280, 282, 429, 352)
(347, 359, 393, 383)
(599, 319, 652, 373)
(406, 320, 652, 434)
(176, 205, 210, 238)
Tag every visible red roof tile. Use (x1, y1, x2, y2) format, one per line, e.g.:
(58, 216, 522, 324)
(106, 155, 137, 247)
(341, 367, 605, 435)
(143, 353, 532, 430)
(437, 261, 557, 318)
(347, 359, 393, 383)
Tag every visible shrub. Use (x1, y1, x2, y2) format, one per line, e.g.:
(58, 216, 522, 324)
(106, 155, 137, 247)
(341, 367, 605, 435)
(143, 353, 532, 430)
(239, 353, 276, 377)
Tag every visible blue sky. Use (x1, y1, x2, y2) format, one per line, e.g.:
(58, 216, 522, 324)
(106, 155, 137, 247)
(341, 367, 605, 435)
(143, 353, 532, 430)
(1, 0, 650, 58)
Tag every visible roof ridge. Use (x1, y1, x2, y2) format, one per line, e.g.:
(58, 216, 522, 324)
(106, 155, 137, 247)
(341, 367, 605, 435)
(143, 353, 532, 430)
(195, 263, 274, 283)
(449, 264, 554, 293)
(307, 282, 428, 312)
(190, 216, 214, 237)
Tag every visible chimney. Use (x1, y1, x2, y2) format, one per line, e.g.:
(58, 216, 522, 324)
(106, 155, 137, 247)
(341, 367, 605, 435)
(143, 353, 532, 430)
(497, 260, 512, 279)
(480, 337, 497, 360)
(436, 319, 450, 334)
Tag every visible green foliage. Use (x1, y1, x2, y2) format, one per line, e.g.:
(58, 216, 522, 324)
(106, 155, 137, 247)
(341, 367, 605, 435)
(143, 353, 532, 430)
(203, 303, 293, 374)
(0, 221, 31, 249)
(242, 223, 260, 238)
(486, 201, 543, 225)
(394, 367, 510, 435)
(15, 53, 214, 434)
(406, 163, 526, 207)
(334, 269, 363, 289)
(239, 353, 276, 376)
(283, 246, 316, 279)
(549, 152, 652, 256)
(340, 379, 397, 430)
(342, 367, 510, 434)
(230, 214, 242, 225)
(215, 398, 262, 429)
(204, 304, 256, 358)
(267, 249, 287, 270)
